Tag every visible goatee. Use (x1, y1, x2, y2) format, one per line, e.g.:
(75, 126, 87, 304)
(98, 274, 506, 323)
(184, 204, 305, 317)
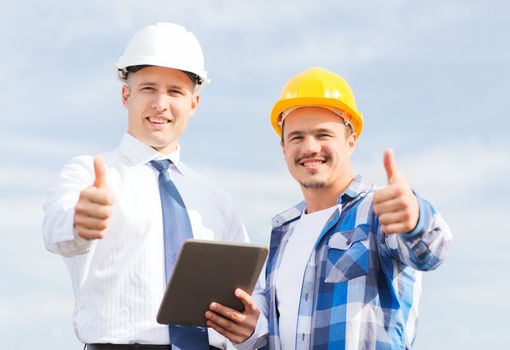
(301, 182, 326, 189)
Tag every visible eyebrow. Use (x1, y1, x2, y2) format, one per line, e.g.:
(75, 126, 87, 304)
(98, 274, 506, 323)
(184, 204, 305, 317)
(313, 128, 335, 134)
(137, 81, 186, 90)
(286, 127, 334, 138)
(286, 130, 304, 140)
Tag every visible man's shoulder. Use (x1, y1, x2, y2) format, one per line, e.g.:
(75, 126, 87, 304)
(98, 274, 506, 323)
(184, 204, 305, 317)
(179, 163, 235, 201)
(59, 144, 122, 176)
(271, 201, 306, 228)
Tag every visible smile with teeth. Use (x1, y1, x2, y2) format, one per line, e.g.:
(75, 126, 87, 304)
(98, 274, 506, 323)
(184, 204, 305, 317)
(303, 160, 324, 166)
(298, 157, 328, 167)
(147, 116, 170, 124)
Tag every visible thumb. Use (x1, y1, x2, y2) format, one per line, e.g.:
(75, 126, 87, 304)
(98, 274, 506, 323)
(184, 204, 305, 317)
(383, 148, 399, 184)
(235, 288, 257, 313)
(93, 156, 107, 188)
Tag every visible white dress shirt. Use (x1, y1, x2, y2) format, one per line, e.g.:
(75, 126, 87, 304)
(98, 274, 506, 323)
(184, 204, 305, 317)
(42, 133, 249, 347)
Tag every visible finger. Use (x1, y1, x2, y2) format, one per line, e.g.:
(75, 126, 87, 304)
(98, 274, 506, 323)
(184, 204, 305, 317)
(383, 149, 400, 184)
(93, 157, 107, 188)
(75, 199, 112, 219)
(205, 310, 243, 329)
(373, 184, 403, 204)
(75, 227, 107, 240)
(80, 187, 113, 206)
(377, 211, 409, 226)
(209, 302, 244, 322)
(206, 319, 245, 344)
(373, 197, 406, 216)
(74, 213, 110, 229)
(381, 223, 409, 235)
(234, 288, 258, 313)
(205, 311, 251, 341)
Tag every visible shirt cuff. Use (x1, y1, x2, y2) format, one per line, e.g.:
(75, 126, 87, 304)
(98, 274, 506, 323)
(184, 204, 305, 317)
(233, 314, 268, 350)
(54, 211, 93, 256)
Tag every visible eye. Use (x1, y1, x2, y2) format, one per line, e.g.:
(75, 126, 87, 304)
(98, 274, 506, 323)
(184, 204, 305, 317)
(168, 88, 184, 96)
(140, 86, 156, 92)
(288, 135, 304, 143)
(317, 133, 332, 140)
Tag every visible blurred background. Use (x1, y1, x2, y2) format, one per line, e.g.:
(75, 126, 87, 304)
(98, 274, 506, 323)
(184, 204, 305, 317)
(1, 0, 509, 348)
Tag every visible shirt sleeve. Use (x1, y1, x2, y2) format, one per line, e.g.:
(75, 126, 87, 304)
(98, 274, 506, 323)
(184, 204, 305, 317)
(224, 197, 250, 244)
(381, 194, 452, 271)
(42, 155, 95, 257)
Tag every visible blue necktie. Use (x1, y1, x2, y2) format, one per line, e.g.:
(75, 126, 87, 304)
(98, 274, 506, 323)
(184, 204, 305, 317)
(150, 160, 210, 350)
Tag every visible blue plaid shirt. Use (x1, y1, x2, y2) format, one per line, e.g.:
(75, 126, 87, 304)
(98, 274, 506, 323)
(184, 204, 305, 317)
(257, 176, 451, 350)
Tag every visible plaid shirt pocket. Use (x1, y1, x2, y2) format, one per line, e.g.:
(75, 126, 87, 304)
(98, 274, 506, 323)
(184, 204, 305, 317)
(325, 225, 370, 283)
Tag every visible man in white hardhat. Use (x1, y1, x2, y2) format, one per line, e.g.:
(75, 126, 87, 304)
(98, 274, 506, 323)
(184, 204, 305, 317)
(43, 22, 250, 349)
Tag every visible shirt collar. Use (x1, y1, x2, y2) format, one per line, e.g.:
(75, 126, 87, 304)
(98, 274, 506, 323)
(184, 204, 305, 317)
(271, 175, 373, 228)
(338, 175, 372, 204)
(118, 133, 187, 174)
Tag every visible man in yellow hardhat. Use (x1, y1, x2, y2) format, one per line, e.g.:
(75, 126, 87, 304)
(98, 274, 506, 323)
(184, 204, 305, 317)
(206, 67, 452, 349)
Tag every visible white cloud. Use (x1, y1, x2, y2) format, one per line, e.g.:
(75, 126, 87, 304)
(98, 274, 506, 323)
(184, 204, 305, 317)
(0, 136, 91, 161)
(355, 138, 510, 203)
(0, 291, 72, 325)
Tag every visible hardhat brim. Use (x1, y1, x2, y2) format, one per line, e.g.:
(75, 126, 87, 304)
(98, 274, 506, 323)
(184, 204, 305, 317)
(115, 56, 209, 85)
(270, 97, 363, 137)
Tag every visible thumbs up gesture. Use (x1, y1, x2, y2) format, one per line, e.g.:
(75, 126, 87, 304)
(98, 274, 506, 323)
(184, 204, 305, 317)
(74, 157, 114, 240)
(373, 149, 419, 234)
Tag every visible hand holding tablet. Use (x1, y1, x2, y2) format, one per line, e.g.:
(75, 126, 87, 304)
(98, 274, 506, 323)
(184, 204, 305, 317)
(157, 240, 268, 327)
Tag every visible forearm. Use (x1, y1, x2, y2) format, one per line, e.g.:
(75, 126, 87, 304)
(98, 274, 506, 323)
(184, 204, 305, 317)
(42, 156, 95, 256)
(42, 202, 92, 256)
(383, 195, 452, 271)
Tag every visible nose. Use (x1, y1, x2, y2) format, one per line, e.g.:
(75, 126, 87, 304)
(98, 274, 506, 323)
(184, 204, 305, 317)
(151, 93, 168, 112)
(301, 135, 322, 155)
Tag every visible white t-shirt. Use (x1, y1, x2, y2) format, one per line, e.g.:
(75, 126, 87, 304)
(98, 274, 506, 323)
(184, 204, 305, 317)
(275, 205, 338, 350)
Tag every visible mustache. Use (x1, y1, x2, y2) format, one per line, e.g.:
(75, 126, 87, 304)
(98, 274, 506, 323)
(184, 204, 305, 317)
(295, 153, 331, 164)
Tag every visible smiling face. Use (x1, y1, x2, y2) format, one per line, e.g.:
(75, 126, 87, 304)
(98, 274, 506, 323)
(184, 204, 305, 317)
(281, 107, 357, 194)
(122, 66, 199, 154)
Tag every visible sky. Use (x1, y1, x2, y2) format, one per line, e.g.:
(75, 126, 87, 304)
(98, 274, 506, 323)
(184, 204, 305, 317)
(1, 0, 509, 348)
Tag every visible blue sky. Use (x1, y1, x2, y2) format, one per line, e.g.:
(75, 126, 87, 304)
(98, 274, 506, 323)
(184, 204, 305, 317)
(1, 0, 509, 348)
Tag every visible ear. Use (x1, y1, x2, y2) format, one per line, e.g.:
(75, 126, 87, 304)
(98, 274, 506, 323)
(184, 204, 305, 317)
(347, 132, 357, 154)
(280, 140, 286, 156)
(188, 94, 200, 117)
(121, 85, 129, 108)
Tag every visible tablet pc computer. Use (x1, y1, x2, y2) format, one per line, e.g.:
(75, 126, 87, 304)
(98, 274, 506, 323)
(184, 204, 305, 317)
(156, 239, 268, 327)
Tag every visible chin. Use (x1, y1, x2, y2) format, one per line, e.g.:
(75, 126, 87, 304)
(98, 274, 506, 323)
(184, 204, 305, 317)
(300, 181, 327, 189)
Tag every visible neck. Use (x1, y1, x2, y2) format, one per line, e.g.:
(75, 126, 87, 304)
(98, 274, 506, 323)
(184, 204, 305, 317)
(152, 141, 178, 154)
(302, 175, 354, 214)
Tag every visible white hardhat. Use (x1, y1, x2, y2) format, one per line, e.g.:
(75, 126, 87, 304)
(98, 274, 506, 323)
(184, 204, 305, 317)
(116, 22, 209, 86)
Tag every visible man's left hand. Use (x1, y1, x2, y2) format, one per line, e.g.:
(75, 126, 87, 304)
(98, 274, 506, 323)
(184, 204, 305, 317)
(373, 149, 419, 234)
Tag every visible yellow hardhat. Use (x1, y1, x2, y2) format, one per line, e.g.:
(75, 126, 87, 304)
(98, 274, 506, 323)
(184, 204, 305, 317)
(270, 67, 363, 137)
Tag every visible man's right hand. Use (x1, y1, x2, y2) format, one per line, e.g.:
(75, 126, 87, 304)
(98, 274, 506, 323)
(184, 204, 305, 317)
(205, 288, 260, 344)
(74, 157, 113, 240)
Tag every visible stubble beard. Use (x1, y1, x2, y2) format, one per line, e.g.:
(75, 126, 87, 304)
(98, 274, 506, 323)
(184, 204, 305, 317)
(294, 153, 330, 190)
(301, 181, 327, 189)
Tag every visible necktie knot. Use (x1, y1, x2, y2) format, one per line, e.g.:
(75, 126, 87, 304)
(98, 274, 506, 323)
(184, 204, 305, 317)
(150, 159, 172, 173)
